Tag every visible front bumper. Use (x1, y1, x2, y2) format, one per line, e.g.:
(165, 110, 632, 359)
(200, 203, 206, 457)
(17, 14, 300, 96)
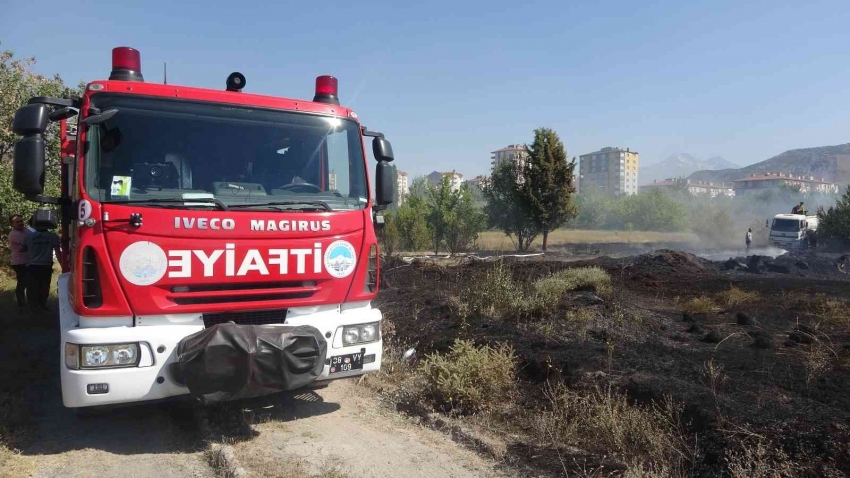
(58, 274, 382, 408)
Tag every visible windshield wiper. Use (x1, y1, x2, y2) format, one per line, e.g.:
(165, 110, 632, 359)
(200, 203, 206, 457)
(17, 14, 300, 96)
(228, 201, 332, 212)
(105, 197, 229, 211)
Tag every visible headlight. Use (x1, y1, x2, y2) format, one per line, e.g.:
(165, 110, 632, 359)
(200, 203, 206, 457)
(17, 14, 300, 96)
(72, 343, 141, 369)
(341, 322, 380, 346)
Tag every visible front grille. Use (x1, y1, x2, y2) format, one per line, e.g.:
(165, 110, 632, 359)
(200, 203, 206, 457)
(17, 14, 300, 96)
(171, 281, 314, 293)
(203, 308, 288, 328)
(173, 291, 314, 306)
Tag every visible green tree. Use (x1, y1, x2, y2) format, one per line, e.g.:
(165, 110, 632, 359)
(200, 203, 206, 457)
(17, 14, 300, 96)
(818, 185, 850, 244)
(483, 160, 541, 252)
(524, 128, 577, 251)
(573, 189, 612, 229)
(444, 184, 486, 254)
(1, 48, 80, 239)
(376, 210, 400, 257)
(425, 173, 456, 254)
(395, 177, 432, 251)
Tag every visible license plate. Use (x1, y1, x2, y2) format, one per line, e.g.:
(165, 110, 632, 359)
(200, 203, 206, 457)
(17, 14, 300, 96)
(329, 353, 364, 374)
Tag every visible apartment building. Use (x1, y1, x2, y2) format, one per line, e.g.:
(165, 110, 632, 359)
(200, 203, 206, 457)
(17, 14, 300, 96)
(733, 172, 839, 197)
(465, 175, 487, 190)
(578, 147, 639, 196)
(491, 144, 528, 169)
(427, 171, 464, 192)
(396, 170, 409, 204)
(640, 178, 735, 197)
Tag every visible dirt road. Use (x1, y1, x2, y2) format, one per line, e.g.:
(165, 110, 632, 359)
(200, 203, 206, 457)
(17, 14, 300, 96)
(226, 381, 506, 478)
(3, 312, 504, 478)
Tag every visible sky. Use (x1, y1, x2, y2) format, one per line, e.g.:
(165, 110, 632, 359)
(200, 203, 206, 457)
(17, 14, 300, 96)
(3, 0, 850, 179)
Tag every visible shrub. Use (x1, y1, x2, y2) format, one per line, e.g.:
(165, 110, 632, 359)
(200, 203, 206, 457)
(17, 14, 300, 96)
(817, 185, 850, 244)
(716, 286, 758, 307)
(460, 263, 515, 317)
(724, 439, 799, 478)
(680, 296, 719, 314)
(534, 267, 613, 300)
(537, 383, 692, 474)
(419, 339, 516, 413)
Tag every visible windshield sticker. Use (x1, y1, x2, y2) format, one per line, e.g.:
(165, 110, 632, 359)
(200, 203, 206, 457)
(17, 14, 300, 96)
(111, 176, 132, 199)
(324, 240, 357, 279)
(119, 241, 168, 286)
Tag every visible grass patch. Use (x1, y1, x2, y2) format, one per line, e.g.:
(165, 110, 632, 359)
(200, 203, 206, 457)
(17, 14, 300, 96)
(457, 264, 613, 321)
(680, 296, 720, 314)
(716, 286, 759, 307)
(420, 339, 516, 413)
(534, 267, 613, 299)
(724, 439, 800, 478)
(816, 296, 850, 327)
(537, 383, 693, 476)
(477, 229, 697, 250)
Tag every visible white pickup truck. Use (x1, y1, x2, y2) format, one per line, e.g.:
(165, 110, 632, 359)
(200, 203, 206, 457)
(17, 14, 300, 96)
(769, 213, 818, 249)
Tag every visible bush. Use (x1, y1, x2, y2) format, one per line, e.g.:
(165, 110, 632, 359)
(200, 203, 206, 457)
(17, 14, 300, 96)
(460, 262, 515, 317)
(419, 339, 516, 413)
(538, 383, 692, 475)
(534, 267, 613, 300)
(716, 286, 758, 307)
(680, 296, 719, 314)
(818, 185, 850, 244)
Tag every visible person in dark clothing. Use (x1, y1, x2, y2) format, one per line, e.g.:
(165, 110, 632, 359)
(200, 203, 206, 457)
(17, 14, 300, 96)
(23, 221, 60, 313)
(7, 214, 30, 312)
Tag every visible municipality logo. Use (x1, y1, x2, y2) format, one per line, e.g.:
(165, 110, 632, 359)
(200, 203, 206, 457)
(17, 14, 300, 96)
(119, 241, 168, 286)
(324, 240, 357, 279)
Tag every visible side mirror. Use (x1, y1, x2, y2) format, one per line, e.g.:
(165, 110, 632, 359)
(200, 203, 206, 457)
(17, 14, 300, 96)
(12, 103, 49, 135)
(12, 104, 49, 195)
(372, 137, 394, 162)
(375, 161, 394, 208)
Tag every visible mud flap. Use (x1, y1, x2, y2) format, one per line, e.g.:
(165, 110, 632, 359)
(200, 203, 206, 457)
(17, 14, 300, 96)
(177, 323, 327, 404)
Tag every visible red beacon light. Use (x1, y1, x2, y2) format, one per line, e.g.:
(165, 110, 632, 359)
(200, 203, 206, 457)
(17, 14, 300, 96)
(109, 47, 144, 82)
(313, 75, 339, 105)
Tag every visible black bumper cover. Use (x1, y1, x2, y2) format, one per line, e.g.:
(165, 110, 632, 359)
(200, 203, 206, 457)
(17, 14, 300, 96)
(176, 323, 327, 404)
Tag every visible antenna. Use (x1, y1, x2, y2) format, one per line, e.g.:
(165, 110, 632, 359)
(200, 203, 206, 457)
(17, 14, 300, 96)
(163, 62, 167, 84)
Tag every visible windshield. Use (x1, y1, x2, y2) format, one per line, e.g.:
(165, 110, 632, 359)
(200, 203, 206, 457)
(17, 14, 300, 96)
(83, 94, 368, 210)
(771, 218, 801, 232)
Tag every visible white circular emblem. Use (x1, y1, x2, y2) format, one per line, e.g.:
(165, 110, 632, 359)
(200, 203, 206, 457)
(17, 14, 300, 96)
(324, 240, 357, 279)
(78, 200, 92, 221)
(119, 241, 168, 286)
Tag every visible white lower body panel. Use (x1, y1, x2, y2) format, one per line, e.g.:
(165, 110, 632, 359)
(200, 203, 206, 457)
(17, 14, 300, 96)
(57, 273, 382, 408)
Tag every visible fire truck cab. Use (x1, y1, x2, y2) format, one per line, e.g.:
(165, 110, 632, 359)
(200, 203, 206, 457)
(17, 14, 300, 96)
(11, 47, 395, 408)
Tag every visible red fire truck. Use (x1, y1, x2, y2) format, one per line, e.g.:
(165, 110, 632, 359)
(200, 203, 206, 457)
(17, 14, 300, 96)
(11, 47, 395, 409)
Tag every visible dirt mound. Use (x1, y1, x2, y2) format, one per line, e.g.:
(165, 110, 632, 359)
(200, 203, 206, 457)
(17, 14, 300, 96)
(622, 250, 713, 286)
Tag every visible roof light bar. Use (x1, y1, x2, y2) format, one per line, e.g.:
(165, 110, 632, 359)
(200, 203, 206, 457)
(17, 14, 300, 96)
(313, 75, 339, 105)
(109, 47, 144, 82)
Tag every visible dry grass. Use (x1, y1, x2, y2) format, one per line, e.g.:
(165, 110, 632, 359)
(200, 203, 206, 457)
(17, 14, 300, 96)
(724, 439, 800, 478)
(535, 267, 613, 299)
(537, 383, 694, 476)
(233, 445, 350, 478)
(716, 286, 759, 307)
(477, 229, 697, 251)
(419, 339, 516, 413)
(680, 296, 720, 314)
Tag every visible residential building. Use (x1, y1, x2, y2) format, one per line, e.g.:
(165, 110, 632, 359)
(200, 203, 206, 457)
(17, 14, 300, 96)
(491, 144, 528, 169)
(578, 147, 639, 196)
(465, 175, 487, 190)
(640, 178, 735, 198)
(732, 172, 839, 197)
(328, 169, 337, 191)
(427, 171, 464, 192)
(396, 170, 409, 204)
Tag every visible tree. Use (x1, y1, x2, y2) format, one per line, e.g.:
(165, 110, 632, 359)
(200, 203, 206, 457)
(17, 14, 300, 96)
(444, 184, 486, 254)
(376, 211, 400, 257)
(523, 128, 577, 251)
(395, 177, 432, 251)
(1, 48, 80, 238)
(818, 185, 850, 244)
(425, 173, 456, 254)
(483, 160, 541, 252)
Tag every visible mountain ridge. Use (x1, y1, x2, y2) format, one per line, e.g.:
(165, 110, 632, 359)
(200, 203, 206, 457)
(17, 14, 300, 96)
(640, 153, 738, 185)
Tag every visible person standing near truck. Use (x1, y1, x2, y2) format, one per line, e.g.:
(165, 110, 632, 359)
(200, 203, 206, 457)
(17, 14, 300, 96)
(7, 214, 30, 312)
(23, 217, 61, 313)
(745, 228, 753, 252)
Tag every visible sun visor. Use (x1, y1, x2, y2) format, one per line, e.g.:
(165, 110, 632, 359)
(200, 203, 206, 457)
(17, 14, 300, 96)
(177, 323, 327, 403)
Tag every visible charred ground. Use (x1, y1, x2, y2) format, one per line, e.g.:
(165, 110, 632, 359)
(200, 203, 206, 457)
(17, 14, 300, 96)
(371, 250, 850, 477)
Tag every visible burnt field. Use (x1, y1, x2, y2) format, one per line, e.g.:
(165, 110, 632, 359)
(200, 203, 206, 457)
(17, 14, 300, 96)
(371, 250, 850, 477)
